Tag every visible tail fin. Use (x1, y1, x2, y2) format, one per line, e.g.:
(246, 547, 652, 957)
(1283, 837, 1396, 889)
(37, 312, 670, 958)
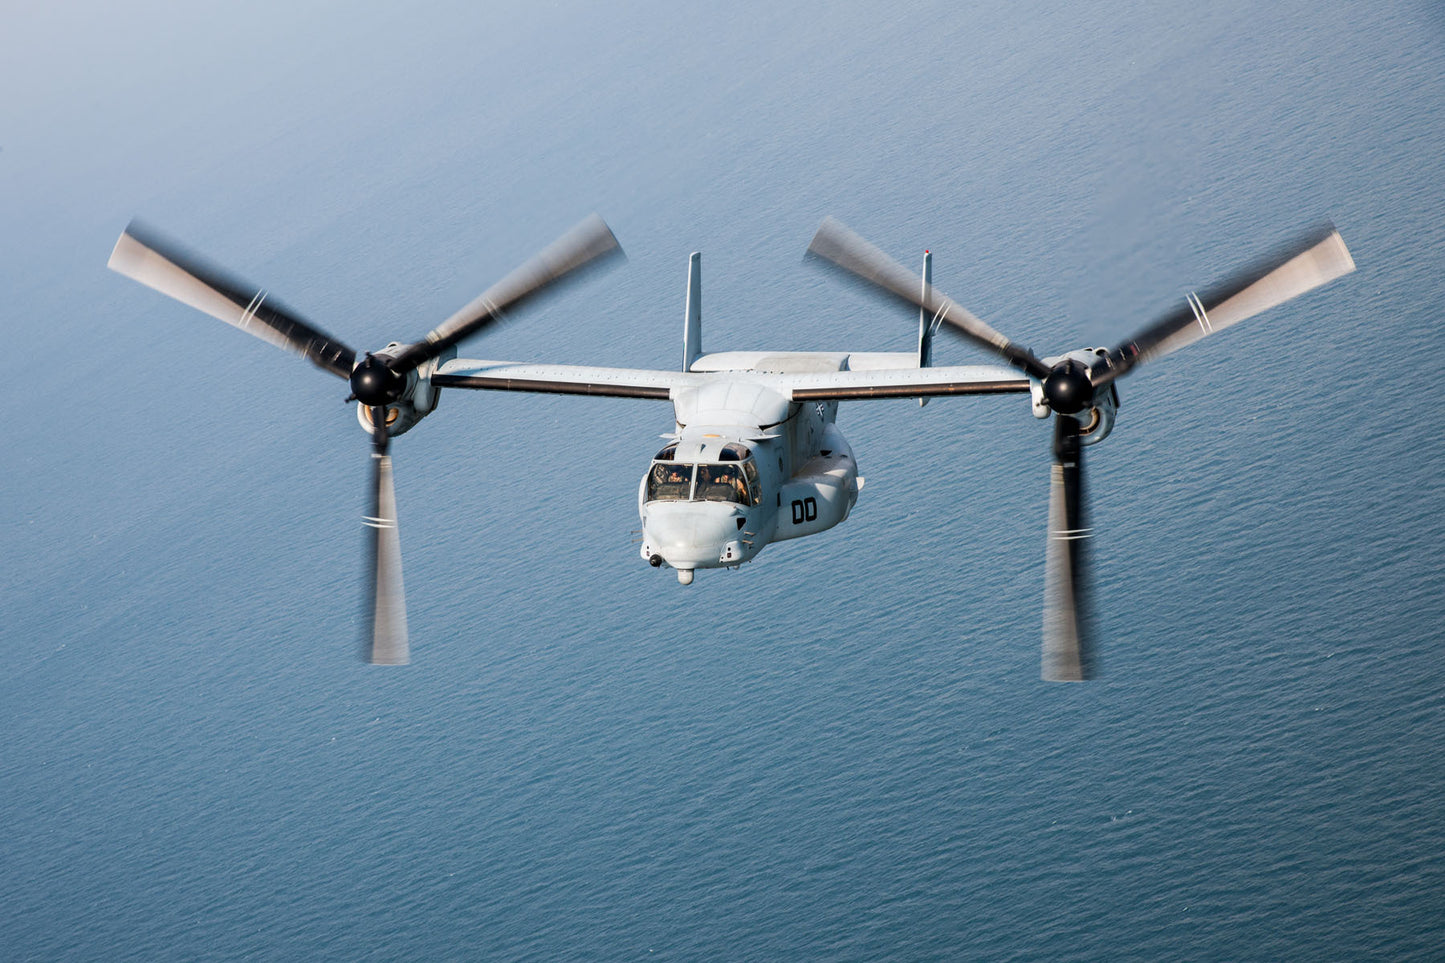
(918, 249, 934, 406)
(683, 252, 702, 372)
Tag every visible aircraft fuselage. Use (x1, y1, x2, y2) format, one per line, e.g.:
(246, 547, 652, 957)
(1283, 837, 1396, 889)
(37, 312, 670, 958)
(637, 367, 860, 583)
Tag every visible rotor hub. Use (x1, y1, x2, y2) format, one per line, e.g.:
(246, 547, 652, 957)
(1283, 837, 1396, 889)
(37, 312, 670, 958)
(1042, 361, 1093, 415)
(350, 355, 406, 407)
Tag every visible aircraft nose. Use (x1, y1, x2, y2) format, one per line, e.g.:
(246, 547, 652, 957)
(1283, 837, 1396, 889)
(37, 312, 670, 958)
(642, 502, 742, 569)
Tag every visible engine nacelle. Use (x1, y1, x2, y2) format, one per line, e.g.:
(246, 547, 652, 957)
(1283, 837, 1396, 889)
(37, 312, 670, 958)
(1075, 388, 1116, 445)
(1032, 347, 1119, 446)
(353, 343, 455, 438)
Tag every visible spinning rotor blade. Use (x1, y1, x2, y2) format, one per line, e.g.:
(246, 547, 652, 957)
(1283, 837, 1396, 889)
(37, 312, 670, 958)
(108, 221, 357, 379)
(364, 406, 409, 665)
(807, 217, 1052, 380)
(391, 213, 624, 371)
(1042, 416, 1093, 681)
(1098, 224, 1355, 384)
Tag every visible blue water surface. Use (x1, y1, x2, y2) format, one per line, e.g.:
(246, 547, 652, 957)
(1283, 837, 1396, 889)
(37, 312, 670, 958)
(3, 1, 1443, 959)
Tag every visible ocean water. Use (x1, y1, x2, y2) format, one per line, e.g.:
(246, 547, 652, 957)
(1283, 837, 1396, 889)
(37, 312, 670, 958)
(3, 1, 1444, 959)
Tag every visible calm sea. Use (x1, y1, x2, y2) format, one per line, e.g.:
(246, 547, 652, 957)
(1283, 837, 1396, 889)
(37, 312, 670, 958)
(3, 1, 1443, 959)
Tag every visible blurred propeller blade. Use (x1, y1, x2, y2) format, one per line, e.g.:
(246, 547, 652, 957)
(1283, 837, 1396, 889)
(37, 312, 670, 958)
(806, 217, 1052, 380)
(1042, 416, 1093, 681)
(1097, 224, 1355, 384)
(364, 407, 409, 665)
(108, 221, 357, 379)
(391, 213, 625, 371)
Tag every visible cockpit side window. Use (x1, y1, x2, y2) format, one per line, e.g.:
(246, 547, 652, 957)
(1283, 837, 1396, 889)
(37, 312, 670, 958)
(742, 460, 761, 505)
(646, 462, 693, 501)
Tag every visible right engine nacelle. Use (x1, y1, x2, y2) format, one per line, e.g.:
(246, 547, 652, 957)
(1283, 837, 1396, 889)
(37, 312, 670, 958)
(1031, 347, 1120, 446)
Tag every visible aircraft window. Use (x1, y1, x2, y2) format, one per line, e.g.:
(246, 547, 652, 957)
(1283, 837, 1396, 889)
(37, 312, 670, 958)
(647, 462, 694, 501)
(742, 460, 761, 505)
(653, 443, 678, 461)
(696, 463, 751, 505)
(719, 443, 751, 462)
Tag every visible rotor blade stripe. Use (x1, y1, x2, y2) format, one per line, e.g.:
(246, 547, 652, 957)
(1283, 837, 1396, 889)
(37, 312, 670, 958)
(1187, 291, 1213, 336)
(239, 290, 267, 333)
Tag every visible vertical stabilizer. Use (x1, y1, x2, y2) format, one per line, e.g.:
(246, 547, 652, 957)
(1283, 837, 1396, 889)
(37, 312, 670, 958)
(918, 249, 934, 406)
(683, 252, 702, 371)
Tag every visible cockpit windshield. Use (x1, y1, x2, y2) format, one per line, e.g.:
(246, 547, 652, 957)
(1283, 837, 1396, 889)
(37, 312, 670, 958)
(645, 454, 759, 506)
(696, 464, 749, 504)
(646, 462, 694, 501)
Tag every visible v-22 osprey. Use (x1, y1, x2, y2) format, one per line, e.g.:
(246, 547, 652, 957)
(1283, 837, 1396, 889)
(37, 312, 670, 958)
(108, 214, 1354, 679)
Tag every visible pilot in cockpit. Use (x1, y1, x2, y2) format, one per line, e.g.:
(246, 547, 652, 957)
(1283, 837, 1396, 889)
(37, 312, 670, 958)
(698, 465, 749, 505)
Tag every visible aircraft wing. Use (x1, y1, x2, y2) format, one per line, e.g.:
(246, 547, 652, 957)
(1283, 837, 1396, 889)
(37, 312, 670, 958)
(769, 364, 1031, 401)
(433, 359, 701, 399)
(434, 359, 1032, 403)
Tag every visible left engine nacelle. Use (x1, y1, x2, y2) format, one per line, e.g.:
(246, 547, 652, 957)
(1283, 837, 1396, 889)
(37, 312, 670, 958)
(1031, 347, 1119, 446)
(354, 343, 455, 438)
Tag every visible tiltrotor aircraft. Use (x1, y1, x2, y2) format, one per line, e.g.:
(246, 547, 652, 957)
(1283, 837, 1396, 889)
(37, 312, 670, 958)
(108, 214, 1354, 679)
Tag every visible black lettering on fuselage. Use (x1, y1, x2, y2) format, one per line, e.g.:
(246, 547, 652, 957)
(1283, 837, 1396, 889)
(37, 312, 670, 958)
(790, 497, 818, 525)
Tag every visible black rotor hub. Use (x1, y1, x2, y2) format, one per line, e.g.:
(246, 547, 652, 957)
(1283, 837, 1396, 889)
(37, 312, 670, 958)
(1042, 360, 1093, 415)
(350, 354, 406, 407)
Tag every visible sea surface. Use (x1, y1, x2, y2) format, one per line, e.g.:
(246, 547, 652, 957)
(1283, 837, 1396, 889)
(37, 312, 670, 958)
(3, 1, 1444, 959)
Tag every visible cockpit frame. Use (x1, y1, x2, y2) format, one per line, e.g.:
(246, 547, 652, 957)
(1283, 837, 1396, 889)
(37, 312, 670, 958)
(645, 443, 759, 507)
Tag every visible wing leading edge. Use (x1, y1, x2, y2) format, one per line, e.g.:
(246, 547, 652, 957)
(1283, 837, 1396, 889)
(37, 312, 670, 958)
(777, 364, 1031, 401)
(432, 360, 699, 399)
(433, 358, 1032, 403)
